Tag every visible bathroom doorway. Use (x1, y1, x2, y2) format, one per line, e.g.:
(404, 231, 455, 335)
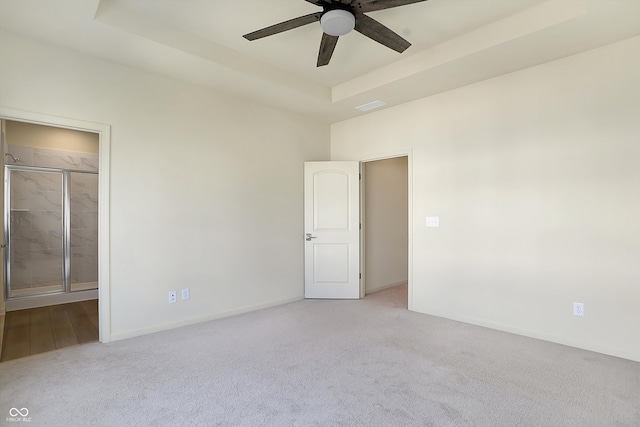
(3, 119, 99, 305)
(1, 119, 101, 360)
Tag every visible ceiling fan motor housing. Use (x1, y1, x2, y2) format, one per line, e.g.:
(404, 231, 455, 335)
(320, 9, 356, 36)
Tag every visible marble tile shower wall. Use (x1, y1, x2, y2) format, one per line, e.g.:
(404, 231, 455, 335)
(10, 171, 64, 290)
(70, 172, 98, 287)
(7, 146, 98, 292)
(7, 144, 98, 172)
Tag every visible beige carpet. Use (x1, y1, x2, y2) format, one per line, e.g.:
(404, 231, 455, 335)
(1, 285, 638, 426)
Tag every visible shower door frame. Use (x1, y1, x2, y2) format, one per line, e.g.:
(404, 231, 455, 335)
(4, 164, 98, 301)
(0, 106, 111, 343)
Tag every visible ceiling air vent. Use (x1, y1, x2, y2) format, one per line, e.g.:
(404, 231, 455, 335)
(355, 100, 386, 112)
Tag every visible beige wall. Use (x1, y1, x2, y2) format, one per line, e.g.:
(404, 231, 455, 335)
(5, 120, 98, 153)
(332, 35, 640, 362)
(0, 31, 330, 340)
(364, 157, 408, 294)
(3, 28, 638, 361)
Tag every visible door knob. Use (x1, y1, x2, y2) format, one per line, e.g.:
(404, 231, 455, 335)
(305, 233, 317, 241)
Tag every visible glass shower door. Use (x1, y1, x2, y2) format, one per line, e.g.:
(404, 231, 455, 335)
(6, 167, 65, 298)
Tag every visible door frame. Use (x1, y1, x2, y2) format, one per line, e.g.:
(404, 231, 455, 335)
(0, 107, 111, 343)
(356, 149, 413, 309)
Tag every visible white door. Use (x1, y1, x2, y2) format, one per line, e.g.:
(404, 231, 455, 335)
(304, 161, 360, 299)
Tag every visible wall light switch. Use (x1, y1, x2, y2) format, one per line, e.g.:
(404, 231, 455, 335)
(181, 288, 190, 301)
(426, 216, 440, 227)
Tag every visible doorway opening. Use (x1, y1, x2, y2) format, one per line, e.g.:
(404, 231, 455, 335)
(361, 156, 409, 307)
(0, 108, 111, 360)
(1, 120, 99, 361)
(3, 120, 99, 301)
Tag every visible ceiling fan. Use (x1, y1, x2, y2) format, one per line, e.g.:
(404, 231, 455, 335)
(243, 0, 428, 67)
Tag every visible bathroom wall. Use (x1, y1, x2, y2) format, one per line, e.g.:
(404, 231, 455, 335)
(69, 171, 98, 290)
(6, 145, 98, 172)
(8, 169, 64, 294)
(5, 120, 98, 154)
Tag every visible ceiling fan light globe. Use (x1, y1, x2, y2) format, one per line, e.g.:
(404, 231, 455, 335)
(320, 9, 355, 36)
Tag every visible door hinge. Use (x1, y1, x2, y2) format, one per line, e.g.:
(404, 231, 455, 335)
(359, 173, 361, 180)
(359, 273, 362, 279)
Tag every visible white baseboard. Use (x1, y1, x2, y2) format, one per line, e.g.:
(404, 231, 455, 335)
(365, 280, 407, 295)
(110, 295, 303, 342)
(417, 309, 640, 363)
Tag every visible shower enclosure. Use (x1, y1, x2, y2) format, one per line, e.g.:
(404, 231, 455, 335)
(3, 152, 98, 303)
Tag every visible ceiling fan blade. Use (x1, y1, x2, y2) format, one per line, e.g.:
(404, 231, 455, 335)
(354, 13, 410, 53)
(357, 0, 428, 13)
(317, 33, 339, 67)
(304, 0, 329, 6)
(243, 12, 322, 41)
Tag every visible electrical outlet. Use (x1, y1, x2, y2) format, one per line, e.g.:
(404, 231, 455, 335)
(168, 291, 177, 304)
(426, 216, 440, 227)
(181, 288, 190, 301)
(573, 302, 584, 317)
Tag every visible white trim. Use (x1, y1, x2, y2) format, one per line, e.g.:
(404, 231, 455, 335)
(357, 148, 413, 309)
(359, 163, 366, 299)
(428, 310, 640, 363)
(365, 280, 408, 295)
(0, 107, 111, 343)
(110, 296, 303, 342)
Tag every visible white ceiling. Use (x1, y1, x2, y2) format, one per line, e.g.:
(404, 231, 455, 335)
(1, 0, 640, 123)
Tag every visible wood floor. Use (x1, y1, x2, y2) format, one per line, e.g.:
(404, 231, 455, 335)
(1, 300, 98, 362)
